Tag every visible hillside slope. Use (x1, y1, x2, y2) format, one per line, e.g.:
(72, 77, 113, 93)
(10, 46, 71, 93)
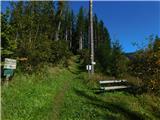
(2, 56, 160, 120)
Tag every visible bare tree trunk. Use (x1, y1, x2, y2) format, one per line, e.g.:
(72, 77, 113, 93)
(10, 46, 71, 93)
(55, 21, 61, 41)
(29, 20, 33, 50)
(15, 31, 18, 43)
(65, 30, 68, 41)
(95, 29, 97, 49)
(79, 32, 83, 50)
(35, 24, 39, 41)
(88, 23, 90, 49)
(28, 33, 32, 50)
(55, 10, 63, 41)
(69, 28, 72, 49)
(90, 0, 94, 74)
(97, 29, 100, 48)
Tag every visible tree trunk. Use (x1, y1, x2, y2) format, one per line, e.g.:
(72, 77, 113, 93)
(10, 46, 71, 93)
(79, 32, 83, 50)
(35, 24, 39, 41)
(88, 23, 90, 49)
(69, 28, 72, 49)
(55, 10, 63, 41)
(65, 30, 68, 41)
(55, 21, 61, 41)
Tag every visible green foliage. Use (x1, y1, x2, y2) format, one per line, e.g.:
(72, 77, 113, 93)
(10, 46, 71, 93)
(2, 1, 117, 74)
(95, 21, 112, 74)
(79, 49, 90, 69)
(96, 42, 111, 73)
(2, 1, 73, 72)
(96, 40, 128, 78)
(72, 7, 85, 52)
(76, 7, 85, 38)
(50, 40, 71, 65)
(153, 35, 160, 52)
(1, 11, 16, 58)
(110, 41, 128, 78)
(129, 36, 160, 94)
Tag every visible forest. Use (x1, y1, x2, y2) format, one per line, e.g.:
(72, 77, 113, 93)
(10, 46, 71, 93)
(1, 1, 160, 120)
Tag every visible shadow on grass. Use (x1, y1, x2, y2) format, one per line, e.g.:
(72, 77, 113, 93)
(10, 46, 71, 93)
(67, 62, 83, 75)
(74, 88, 146, 120)
(91, 85, 148, 96)
(90, 87, 136, 95)
(91, 88, 132, 94)
(68, 68, 81, 74)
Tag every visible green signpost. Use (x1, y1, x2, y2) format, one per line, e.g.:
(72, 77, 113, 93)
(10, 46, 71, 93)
(4, 69, 14, 76)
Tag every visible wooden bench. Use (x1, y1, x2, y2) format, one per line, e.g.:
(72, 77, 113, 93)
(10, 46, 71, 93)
(99, 80, 130, 91)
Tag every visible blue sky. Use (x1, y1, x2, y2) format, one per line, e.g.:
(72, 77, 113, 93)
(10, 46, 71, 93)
(1, 1, 160, 52)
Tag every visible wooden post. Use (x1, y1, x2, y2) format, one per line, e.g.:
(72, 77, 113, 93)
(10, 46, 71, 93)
(5, 75, 10, 86)
(89, 0, 94, 74)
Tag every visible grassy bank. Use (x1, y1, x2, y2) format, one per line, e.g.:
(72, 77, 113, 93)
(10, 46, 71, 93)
(61, 80, 160, 120)
(1, 66, 75, 120)
(2, 56, 160, 120)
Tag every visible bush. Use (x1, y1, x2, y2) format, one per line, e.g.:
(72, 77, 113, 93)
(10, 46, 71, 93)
(79, 49, 90, 69)
(128, 37, 160, 94)
(17, 37, 52, 72)
(18, 40, 71, 73)
(110, 54, 129, 78)
(109, 41, 128, 78)
(49, 40, 71, 66)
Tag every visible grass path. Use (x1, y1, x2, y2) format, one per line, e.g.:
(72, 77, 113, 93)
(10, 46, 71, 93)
(52, 78, 70, 120)
(51, 56, 82, 120)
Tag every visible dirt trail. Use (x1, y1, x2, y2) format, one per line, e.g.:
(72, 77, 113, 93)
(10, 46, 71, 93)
(52, 80, 70, 120)
(52, 56, 79, 120)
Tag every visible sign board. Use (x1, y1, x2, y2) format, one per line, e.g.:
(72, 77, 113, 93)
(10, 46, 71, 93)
(92, 62, 96, 65)
(4, 58, 17, 69)
(4, 69, 14, 76)
(86, 65, 92, 70)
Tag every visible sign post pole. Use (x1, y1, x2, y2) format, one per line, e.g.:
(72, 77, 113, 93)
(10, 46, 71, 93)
(86, 65, 92, 77)
(5, 75, 10, 86)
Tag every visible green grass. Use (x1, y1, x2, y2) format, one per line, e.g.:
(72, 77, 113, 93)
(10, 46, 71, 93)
(2, 56, 160, 120)
(1, 67, 75, 120)
(59, 75, 160, 120)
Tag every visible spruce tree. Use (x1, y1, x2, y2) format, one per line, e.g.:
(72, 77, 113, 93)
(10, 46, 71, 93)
(77, 7, 85, 50)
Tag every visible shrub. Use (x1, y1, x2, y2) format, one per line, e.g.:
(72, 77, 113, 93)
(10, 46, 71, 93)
(18, 40, 71, 73)
(49, 40, 71, 66)
(79, 49, 90, 69)
(109, 41, 128, 78)
(128, 37, 160, 94)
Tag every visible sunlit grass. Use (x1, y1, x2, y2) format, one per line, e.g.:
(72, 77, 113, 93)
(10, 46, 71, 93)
(2, 56, 160, 120)
(1, 66, 74, 120)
